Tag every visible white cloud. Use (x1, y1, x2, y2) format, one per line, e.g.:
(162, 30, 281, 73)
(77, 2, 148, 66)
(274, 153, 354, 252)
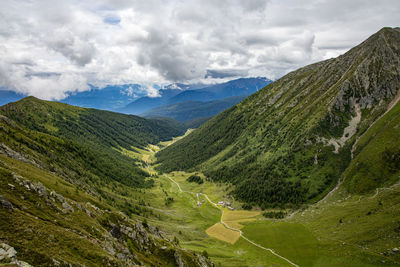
(0, 0, 399, 100)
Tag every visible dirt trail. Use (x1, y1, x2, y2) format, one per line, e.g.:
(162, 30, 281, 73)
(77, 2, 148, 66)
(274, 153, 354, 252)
(370, 181, 400, 199)
(163, 174, 299, 267)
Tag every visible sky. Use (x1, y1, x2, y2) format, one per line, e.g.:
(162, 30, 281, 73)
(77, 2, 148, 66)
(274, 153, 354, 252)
(0, 0, 399, 100)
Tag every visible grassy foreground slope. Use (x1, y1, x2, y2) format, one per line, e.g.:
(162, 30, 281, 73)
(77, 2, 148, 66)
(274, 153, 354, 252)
(156, 27, 400, 207)
(0, 99, 215, 266)
(0, 155, 213, 266)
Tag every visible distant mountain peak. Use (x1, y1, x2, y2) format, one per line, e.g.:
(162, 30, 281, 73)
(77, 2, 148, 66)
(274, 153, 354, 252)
(121, 77, 272, 115)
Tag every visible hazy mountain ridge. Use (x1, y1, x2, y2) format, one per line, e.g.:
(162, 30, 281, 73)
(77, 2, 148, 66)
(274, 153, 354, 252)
(119, 88, 184, 115)
(61, 84, 146, 110)
(121, 77, 272, 116)
(156, 27, 400, 208)
(165, 77, 271, 105)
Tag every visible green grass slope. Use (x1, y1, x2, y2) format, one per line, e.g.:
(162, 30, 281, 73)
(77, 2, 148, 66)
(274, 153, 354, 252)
(156, 27, 400, 207)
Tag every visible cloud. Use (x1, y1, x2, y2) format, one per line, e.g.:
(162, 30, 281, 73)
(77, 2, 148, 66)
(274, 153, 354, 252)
(0, 0, 399, 100)
(46, 28, 97, 66)
(136, 26, 209, 81)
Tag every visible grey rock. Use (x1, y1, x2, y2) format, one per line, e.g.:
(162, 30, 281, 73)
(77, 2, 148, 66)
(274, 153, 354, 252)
(0, 248, 6, 260)
(196, 253, 214, 267)
(116, 253, 126, 260)
(86, 202, 100, 212)
(120, 223, 153, 251)
(0, 143, 38, 166)
(75, 203, 83, 211)
(12, 173, 22, 182)
(85, 209, 91, 216)
(104, 242, 115, 256)
(37, 182, 48, 197)
(50, 191, 65, 203)
(174, 251, 185, 267)
(148, 225, 163, 239)
(110, 225, 122, 239)
(0, 243, 17, 259)
(7, 247, 17, 258)
(15, 260, 34, 267)
(62, 202, 74, 213)
(0, 195, 13, 211)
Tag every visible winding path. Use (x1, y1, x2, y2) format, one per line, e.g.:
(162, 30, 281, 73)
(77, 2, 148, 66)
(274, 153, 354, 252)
(163, 174, 299, 267)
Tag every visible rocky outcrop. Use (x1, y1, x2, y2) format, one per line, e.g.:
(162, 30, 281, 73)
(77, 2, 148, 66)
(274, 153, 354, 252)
(110, 225, 122, 239)
(0, 243, 33, 266)
(0, 195, 13, 211)
(61, 201, 74, 213)
(120, 223, 153, 250)
(0, 143, 39, 167)
(174, 251, 185, 267)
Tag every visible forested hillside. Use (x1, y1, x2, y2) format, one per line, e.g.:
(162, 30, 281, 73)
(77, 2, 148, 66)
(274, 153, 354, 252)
(0, 97, 187, 192)
(156, 27, 400, 208)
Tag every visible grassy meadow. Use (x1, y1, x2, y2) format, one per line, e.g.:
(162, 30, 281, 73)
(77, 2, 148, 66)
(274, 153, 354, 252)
(131, 140, 400, 266)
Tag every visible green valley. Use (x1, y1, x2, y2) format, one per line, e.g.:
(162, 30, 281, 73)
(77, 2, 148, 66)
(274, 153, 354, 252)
(156, 27, 400, 208)
(1, 27, 400, 267)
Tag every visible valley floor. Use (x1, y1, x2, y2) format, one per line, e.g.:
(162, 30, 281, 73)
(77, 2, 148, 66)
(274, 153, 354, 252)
(136, 137, 400, 267)
(3, 129, 399, 266)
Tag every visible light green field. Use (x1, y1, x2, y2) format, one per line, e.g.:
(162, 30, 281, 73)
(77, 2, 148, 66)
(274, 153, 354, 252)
(223, 210, 260, 229)
(206, 223, 240, 244)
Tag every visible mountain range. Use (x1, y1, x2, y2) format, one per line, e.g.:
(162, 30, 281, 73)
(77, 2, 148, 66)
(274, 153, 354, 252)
(0, 84, 147, 111)
(2, 78, 271, 128)
(61, 84, 147, 110)
(120, 77, 272, 116)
